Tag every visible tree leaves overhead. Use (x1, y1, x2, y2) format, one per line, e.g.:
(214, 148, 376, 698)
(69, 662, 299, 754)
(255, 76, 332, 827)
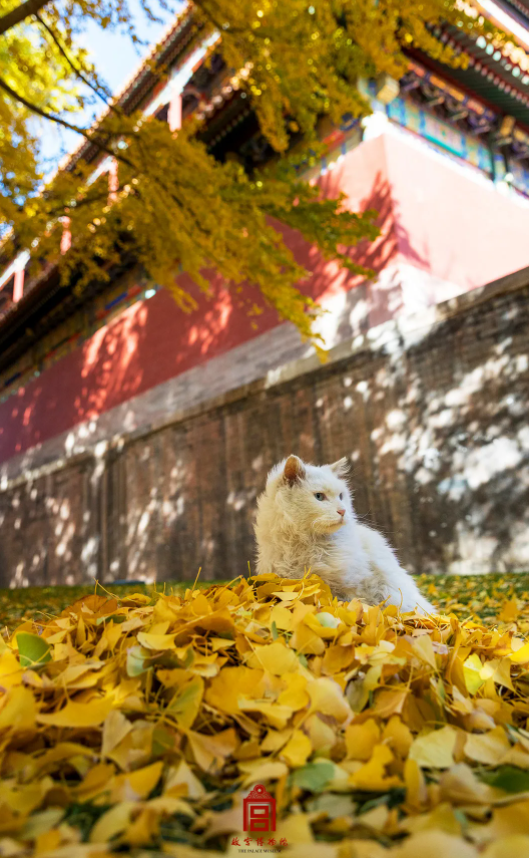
(0, 0, 498, 343)
(193, 0, 478, 153)
(0, 573, 528, 853)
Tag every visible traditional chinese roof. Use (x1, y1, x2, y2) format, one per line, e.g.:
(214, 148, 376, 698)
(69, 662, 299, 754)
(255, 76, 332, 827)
(500, 0, 529, 24)
(419, 24, 529, 128)
(1, 0, 529, 373)
(244, 784, 275, 802)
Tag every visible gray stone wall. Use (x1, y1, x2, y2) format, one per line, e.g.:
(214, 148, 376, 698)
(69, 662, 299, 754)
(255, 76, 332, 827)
(2, 266, 529, 586)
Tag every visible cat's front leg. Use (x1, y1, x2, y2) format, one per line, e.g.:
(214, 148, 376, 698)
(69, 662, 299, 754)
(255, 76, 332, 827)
(357, 524, 435, 615)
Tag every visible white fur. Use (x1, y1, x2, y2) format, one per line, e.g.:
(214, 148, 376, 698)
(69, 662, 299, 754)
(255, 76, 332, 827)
(254, 455, 434, 614)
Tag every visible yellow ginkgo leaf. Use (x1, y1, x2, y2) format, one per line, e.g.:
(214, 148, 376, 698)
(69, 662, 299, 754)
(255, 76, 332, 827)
(290, 620, 325, 656)
(307, 677, 351, 722)
(438, 763, 495, 806)
(37, 697, 113, 728)
(111, 761, 163, 801)
(239, 699, 293, 730)
(270, 605, 294, 631)
(404, 758, 428, 809)
(403, 802, 462, 836)
(412, 635, 437, 670)
(482, 835, 529, 858)
(349, 744, 401, 791)
(205, 667, 264, 714)
(281, 729, 312, 767)
(408, 726, 458, 770)
(246, 641, 300, 675)
(499, 598, 519, 623)
(463, 654, 485, 695)
(277, 673, 309, 710)
(0, 650, 24, 689)
(305, 714, 337, 752)
(0, 779, 51, 815)
(372, 688, 407, 718)
(388, 829, 477, 857)
(187, 729, 239, 772)
(322, 643, 355, 674)
(383, 716, 413, 758)
(136, 632, 176, 651)
(0, 686, 36, 732)
(32, 742, 95, 774)
(89, 801, 135, 843)
(167, 676, 204, 729)
(272, 591, 299, 601)
(102, 710, 133, 757)
(485, 799, 529, 840)
(240, 759, 289, 786)
(73, 763, 116, 803)
(464, 726, 511, 765)
(509, 642, 529, 664)
(165, 759, 206, 799)
(345, 718, 380, 761)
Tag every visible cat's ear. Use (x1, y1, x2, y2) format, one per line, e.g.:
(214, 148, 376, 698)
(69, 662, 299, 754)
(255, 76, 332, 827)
(329, 457, 348, 477)
(283, 455, 306, 485)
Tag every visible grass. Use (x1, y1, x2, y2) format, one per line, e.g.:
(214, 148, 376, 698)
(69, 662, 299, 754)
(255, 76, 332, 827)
(0, 571, 528, 629)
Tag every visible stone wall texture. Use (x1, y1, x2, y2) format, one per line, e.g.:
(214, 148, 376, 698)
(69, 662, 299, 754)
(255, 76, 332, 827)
(2, 266, 529, 587)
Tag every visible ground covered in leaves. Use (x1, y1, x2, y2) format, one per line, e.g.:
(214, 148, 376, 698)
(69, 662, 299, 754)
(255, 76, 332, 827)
(1, 573, 529, 857)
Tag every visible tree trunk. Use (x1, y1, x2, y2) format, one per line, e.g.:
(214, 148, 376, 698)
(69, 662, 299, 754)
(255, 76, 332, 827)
(0, 0, 51, 36)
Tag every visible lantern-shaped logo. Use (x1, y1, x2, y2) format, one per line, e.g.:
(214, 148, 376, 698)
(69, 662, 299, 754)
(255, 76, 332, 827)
(243, 784, 276, 832)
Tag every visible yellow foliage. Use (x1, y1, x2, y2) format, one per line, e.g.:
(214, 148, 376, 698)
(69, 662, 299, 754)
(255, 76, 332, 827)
(280, 729, 312, 767)
(0, 572, 528, 854)
(1, 0, 502, 346)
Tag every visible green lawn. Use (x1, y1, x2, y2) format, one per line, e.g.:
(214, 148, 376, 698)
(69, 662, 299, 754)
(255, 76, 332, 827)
(1, 572, 528, 629)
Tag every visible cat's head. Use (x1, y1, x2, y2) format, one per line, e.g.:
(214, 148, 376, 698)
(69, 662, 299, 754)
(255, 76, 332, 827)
(266, 455, 353, 534)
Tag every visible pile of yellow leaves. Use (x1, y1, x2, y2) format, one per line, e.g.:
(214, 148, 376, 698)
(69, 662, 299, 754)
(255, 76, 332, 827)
(2, 574, 529, 857)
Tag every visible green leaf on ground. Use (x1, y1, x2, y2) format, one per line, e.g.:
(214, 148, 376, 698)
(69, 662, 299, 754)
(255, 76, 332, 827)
(290, 760, 335, 792)
(17, 632, 51, 668)
(480, 765, 529, 793)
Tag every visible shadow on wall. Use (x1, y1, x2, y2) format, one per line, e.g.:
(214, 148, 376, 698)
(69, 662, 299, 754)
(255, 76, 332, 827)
(0, 462, 97, 589)
(0, 169, 415, 467)
(320, 170, 431, 344)
(319, 165, 427, 276)
(9, 163, 529, 584)
(393, 311, 529, 575)
(335, 293, 529, 576)
(112, 284, 529, 582)
(3, 276, 529, 586)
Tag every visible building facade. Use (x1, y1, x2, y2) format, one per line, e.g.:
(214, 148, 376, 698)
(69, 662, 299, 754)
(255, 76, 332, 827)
(1, 1, 529, 584)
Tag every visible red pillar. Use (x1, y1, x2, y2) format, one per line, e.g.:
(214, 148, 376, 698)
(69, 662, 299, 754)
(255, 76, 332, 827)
(13, 268, 24, 302)
(168, 92, 182, 132)
(108, 158, 119, 203)
(60, 216, 71, 254)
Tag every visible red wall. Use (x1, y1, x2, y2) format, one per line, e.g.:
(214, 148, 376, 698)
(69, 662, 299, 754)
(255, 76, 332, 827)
(384, 133, 529, 288)
(1, 132, 529, 463)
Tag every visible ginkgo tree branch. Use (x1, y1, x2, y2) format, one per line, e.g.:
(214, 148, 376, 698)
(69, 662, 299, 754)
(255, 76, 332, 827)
(0, 75, 135, 168)
(0, 75, 90, 136)
(35, 12, 117, 110)
(0, 0, 51, 35)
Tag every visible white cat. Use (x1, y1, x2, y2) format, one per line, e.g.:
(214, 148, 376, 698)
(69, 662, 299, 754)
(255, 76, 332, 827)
(254, 455, 434, 614)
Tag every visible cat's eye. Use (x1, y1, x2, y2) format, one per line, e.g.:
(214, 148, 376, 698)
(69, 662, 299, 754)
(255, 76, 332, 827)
(339, 493, 343, 500)
(314, 492, 326, 501)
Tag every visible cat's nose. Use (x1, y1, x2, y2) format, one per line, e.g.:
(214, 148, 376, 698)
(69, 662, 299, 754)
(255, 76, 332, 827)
(337, 508, 345, 517)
